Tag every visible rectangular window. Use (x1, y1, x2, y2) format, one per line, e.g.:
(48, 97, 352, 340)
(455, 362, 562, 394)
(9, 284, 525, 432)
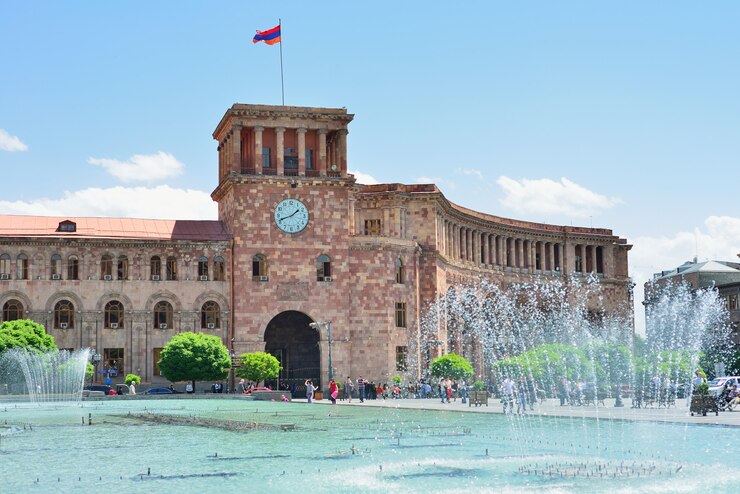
(305, 149, 314, 169)
(166, 258, 177, 281)
(574, 255, 582, 273)
(262, 147, 272, 168)
(396, 346, 408, 371)
(395, 302, 407, 328)
(284, 147, 298, 170)
(730, 295, 738, 311)
(17, 257, 28, 280)
(68, 259, 79, 280)
(364, 219, 382, 236)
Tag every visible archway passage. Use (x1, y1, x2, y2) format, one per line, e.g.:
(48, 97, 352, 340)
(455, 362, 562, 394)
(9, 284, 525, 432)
(264, 311, 319, 398)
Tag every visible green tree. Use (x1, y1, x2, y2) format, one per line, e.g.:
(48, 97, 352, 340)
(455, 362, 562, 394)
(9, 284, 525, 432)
(157, 332, 230, 389)
(430, 353, 474, 381)
(125, 373, 140, 385)
(235, 352, 281, 385)
(0, 319, 56, 353)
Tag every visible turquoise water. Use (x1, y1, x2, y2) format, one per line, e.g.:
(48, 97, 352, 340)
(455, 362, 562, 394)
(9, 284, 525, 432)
(0, 398, 733, 493)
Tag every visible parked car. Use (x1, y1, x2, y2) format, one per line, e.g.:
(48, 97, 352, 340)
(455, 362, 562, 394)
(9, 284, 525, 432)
(83, 385, 115, 395)
(144, 387, 182, 395)
(708, 376, 740, 396)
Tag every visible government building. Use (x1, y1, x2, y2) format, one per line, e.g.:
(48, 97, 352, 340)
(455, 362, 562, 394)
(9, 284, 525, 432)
(0, 104, 632, 392)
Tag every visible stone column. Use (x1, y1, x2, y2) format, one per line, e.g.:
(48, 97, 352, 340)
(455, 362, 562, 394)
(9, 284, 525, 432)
(231, 124, 242, 174)
(254, 126, 264, 174)
(297, 127, 307, 176)
(482, 233, 489, 267)
(276, 127, 285, 175)
(338, 128, 348, 175)
(318, 129, 328, 176)
(591, 245, 598, 275)
(557, 243, 564, 274)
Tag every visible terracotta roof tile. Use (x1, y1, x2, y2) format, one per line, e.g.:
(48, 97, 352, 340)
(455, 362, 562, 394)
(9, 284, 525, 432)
(0, 215, 230, 241)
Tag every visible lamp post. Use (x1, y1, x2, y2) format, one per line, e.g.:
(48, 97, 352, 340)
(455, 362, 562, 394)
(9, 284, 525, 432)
(89, 349, 101, 384)
(309, 321, 333, 381)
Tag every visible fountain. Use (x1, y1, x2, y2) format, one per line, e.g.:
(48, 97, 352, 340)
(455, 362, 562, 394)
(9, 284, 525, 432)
(0, 278, 735, 493)
(0, 347, 91, 402)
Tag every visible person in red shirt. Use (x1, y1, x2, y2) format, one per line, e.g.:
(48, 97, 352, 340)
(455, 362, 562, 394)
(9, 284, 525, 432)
(329, 379, 338, 405)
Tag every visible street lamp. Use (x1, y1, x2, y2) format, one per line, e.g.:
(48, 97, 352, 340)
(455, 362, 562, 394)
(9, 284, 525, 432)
(309, 321, 333, 381)
(89, 349, 101, 384)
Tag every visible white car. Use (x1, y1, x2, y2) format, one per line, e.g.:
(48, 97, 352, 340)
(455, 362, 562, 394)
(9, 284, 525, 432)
(708, 376, 740, 396)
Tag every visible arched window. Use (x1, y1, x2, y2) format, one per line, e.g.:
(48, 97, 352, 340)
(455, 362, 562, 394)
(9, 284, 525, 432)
(252, 254, 267, 279)
(67, 255, 79, 280)
(316, 254, 331, 281)
(153, 301, 173, 329)
(104, 300, 124, 328)
(166, 256, 177, 281)
(117, 255, 128, 280)
(213, 256, 225, 281)
(16, 254, 28, 280)
(54, 300, 74, 329)
(2, 299, 23, 322)
(201, 301, 220, 329)
(395, 258, 405, 284)
(51, 254, 62, 279)
(150, 255, 161, 280)
(101, 254, 113, 279)
(198, 256, 209, 280)
(0, 254, 10, 278)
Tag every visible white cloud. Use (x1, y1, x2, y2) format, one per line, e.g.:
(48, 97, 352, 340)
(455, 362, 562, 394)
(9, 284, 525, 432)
(88, 151, 184, 182)
(0, 129, 28, 152)
(497, 176, 621, 218)
(629, 215, 740, 334)
(0, 185, 216, 220)
(461, 168, 484, 180)
(350, 170, 379, 185)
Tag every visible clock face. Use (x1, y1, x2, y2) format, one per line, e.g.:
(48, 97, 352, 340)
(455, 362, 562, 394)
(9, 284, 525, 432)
(274, 198, 309, 234)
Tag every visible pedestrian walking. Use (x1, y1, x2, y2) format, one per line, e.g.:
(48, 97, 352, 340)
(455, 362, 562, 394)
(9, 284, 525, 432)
(305, 379, 315, 403)
(329, 379, 338, 405)
(345, 376, 354, 402)
(357, 376, 365, 403)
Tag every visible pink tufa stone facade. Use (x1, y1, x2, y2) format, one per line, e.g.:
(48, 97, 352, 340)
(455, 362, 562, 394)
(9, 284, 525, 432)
(0, 103, 632, 392)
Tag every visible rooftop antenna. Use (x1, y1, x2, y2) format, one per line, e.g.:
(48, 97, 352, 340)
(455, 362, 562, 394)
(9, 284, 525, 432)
(694, 231, 698, 263)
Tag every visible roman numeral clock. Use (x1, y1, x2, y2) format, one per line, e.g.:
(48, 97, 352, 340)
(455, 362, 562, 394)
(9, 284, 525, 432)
(274, 198, 309, 234)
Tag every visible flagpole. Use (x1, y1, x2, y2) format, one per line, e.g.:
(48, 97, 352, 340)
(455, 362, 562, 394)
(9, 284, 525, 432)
(279, 18, 285, 106)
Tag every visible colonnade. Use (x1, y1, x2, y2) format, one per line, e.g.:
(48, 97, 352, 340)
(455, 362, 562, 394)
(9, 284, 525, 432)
(217, 125, 348, 179)
(437, 217, 606, 276)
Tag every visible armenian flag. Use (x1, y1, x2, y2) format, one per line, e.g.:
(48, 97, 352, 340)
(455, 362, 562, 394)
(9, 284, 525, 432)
(253, 24, 281, 45)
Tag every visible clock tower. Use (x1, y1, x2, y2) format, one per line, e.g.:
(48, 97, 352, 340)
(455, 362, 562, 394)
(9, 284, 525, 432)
(211, 104, 355, 392)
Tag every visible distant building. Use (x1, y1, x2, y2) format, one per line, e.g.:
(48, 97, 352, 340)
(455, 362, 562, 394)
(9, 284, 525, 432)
(645, 258, 740, 344)
(0, 103, 633, 390)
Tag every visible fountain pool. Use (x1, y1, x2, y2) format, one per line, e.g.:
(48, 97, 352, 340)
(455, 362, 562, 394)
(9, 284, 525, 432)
(0, 397, 734, 493)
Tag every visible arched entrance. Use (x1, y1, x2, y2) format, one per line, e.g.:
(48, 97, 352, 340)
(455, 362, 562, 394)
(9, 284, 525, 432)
(263, 311, 319, 398)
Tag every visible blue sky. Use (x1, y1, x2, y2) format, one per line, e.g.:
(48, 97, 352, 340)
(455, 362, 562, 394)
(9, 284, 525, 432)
(2, 2, 739, 331)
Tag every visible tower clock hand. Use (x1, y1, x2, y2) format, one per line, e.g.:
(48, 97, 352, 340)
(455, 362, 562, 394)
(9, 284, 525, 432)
(279, 210, 299, 222)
